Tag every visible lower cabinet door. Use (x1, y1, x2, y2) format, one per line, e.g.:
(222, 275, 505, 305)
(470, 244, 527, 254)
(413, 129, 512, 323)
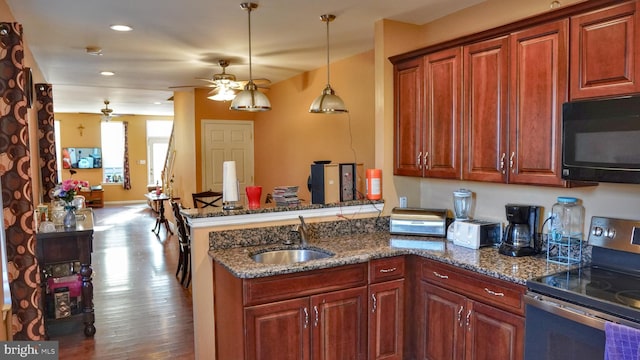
(311, 286, 368, 360)
(465, 301, 524, 360)
(245, 297, 311, 360)
(369, 279, 404, 360)
(419, 281, 466, 360)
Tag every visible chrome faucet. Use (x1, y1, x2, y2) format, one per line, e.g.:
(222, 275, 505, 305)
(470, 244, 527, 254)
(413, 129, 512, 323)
(297, 215, 310, 247)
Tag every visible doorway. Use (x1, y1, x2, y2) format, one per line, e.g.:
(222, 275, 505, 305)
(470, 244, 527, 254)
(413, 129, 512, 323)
(201, 120, 254, 204)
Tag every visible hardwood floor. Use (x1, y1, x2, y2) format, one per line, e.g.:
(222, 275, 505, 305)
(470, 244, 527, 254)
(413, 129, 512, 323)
(49, 204, 195, 359)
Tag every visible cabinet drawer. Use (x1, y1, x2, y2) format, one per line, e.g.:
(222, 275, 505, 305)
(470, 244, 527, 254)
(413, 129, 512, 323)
(420, 259, 525, 315)
(369, 256, 405, 283)
(243, 263, 368, 306)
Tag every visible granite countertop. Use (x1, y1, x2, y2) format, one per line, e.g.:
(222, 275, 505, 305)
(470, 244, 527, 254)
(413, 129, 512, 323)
(182, 199, 384, 219)
(209, 231, 577, 285)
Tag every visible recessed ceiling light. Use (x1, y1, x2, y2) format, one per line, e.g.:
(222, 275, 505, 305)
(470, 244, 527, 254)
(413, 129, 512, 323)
(110, 24, 133, 32)
(100, 71, 115, 76)
(153, 102, 162, 105)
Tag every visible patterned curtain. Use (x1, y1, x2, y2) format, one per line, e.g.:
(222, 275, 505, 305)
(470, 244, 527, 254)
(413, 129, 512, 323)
(122, 121, 131, 190)
(35, 83, 57, 203)
(0, 22, 43, 340)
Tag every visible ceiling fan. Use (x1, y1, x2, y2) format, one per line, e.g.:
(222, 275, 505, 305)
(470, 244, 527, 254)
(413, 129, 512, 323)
(100, 100, 117, 121)
(172, 59, 271, 101)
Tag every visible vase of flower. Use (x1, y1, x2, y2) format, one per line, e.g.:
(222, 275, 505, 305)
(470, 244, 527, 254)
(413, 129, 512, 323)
(53, 179, 89, 229)
(63, 205, 76, 229)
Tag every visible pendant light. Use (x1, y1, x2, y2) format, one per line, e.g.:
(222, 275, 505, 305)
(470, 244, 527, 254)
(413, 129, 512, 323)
(309, 14, 348, 114)
(230, 3, 271, 112)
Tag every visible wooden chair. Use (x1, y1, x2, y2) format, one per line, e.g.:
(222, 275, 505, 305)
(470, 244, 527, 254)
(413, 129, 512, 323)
(170, 201, 191, 287)
(192, 190, 223, 209)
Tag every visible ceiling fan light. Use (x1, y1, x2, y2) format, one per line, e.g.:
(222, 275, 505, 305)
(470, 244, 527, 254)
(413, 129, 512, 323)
(309, 84, 347, 114)
(208, 86, 238, 102)
(230, 81, 271, 111)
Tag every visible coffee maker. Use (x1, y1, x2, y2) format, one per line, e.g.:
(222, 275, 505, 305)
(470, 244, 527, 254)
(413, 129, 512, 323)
(498, 204, 540, 257)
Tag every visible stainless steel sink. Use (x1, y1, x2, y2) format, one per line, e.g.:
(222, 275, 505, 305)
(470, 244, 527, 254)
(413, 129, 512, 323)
(251, 248, 333, 265)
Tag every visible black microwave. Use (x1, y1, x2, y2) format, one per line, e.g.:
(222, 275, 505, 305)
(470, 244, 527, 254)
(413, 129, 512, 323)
(562, 95, 640, 184)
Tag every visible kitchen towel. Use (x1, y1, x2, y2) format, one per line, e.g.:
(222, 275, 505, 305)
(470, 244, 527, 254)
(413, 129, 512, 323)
(222, 161, 239, 203)
(605, 322, 640, 360)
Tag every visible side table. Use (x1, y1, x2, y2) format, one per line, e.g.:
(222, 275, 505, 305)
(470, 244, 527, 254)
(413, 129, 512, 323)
(35, 208, 95, 337)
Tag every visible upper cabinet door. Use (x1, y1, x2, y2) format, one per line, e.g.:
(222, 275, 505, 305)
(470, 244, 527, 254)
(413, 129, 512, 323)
(462, 36, 510, 183)
(394, 58, 424, 177)
(424, 47, 462, 179)
(570, 1, 640, 99)
(509, 19, 569, 186)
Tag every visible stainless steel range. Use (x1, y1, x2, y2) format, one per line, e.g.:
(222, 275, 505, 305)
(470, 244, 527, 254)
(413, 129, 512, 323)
(525, 216, 640, 360)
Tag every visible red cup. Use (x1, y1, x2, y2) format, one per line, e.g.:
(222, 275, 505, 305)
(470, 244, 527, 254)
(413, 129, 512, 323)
(246, 186, 262, 210)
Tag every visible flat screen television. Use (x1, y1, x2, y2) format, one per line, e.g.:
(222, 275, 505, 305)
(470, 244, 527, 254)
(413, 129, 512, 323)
(62, 147, 102, 169)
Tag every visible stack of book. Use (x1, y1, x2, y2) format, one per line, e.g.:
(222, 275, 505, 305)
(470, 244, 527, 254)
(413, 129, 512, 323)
(272, 186, 300, 207)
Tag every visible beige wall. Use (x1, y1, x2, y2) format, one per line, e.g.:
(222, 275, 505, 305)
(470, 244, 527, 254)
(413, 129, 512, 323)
(187, 51, 376, 203)
(54, 113, 173, 203)
(254, 50, 376, 201)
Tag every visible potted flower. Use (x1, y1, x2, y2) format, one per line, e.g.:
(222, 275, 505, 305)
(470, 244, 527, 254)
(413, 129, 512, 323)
(53, 179, 89, 229)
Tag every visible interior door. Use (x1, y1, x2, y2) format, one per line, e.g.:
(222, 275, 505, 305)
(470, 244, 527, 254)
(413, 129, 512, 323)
(201, 120, 254, 204)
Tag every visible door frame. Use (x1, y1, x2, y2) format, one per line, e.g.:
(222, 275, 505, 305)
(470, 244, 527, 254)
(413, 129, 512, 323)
(200, 119, 255, 195)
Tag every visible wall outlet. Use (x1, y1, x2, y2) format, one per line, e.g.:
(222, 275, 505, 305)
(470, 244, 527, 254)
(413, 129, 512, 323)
(399, 196, 407, 208)
(138, 159, 146, 165)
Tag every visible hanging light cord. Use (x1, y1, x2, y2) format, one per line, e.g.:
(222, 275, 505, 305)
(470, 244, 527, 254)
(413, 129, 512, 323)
(247, 5, 254, 82)
(325, 16, 331, 86)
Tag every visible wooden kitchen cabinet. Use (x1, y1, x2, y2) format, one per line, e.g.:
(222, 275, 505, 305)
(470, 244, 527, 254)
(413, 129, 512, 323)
(312, 286, 368, 360)
(368, 257, 405, 360)
(508, 19, 569, 186)
(463, 19, 569, 186)
(394, 58, 423, 177)
(245, 297, 310, 360)
(245, 286, 368, 360)
(570, 1, 640, 100)
(392, 0, 629, 188)
(414, 258, 525, 360)
(462, 36, 510, 183)
(214, 261, 369, 360)
(394, 48, 461, 179)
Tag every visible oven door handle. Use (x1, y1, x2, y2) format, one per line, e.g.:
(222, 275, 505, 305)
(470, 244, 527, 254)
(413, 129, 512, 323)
(525, 293, 609, 331)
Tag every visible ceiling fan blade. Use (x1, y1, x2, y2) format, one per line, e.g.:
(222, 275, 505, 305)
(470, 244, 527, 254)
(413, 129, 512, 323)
(169, 84, 213, 89)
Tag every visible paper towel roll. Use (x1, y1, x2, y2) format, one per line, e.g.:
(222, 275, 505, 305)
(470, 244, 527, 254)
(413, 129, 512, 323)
(222, 161, 239, 202)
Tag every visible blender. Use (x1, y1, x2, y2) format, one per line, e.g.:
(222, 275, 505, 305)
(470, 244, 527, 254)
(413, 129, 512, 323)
(447, 189, 473, 241)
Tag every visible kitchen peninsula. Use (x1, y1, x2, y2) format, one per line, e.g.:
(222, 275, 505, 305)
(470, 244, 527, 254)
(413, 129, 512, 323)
(181, 200, 385, 359)
(183, 199, 576, 359)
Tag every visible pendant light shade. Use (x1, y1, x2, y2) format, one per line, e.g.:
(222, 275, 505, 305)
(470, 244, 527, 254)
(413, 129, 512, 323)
(230, 3, 271, 112)
(309, 14, 347, 114)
